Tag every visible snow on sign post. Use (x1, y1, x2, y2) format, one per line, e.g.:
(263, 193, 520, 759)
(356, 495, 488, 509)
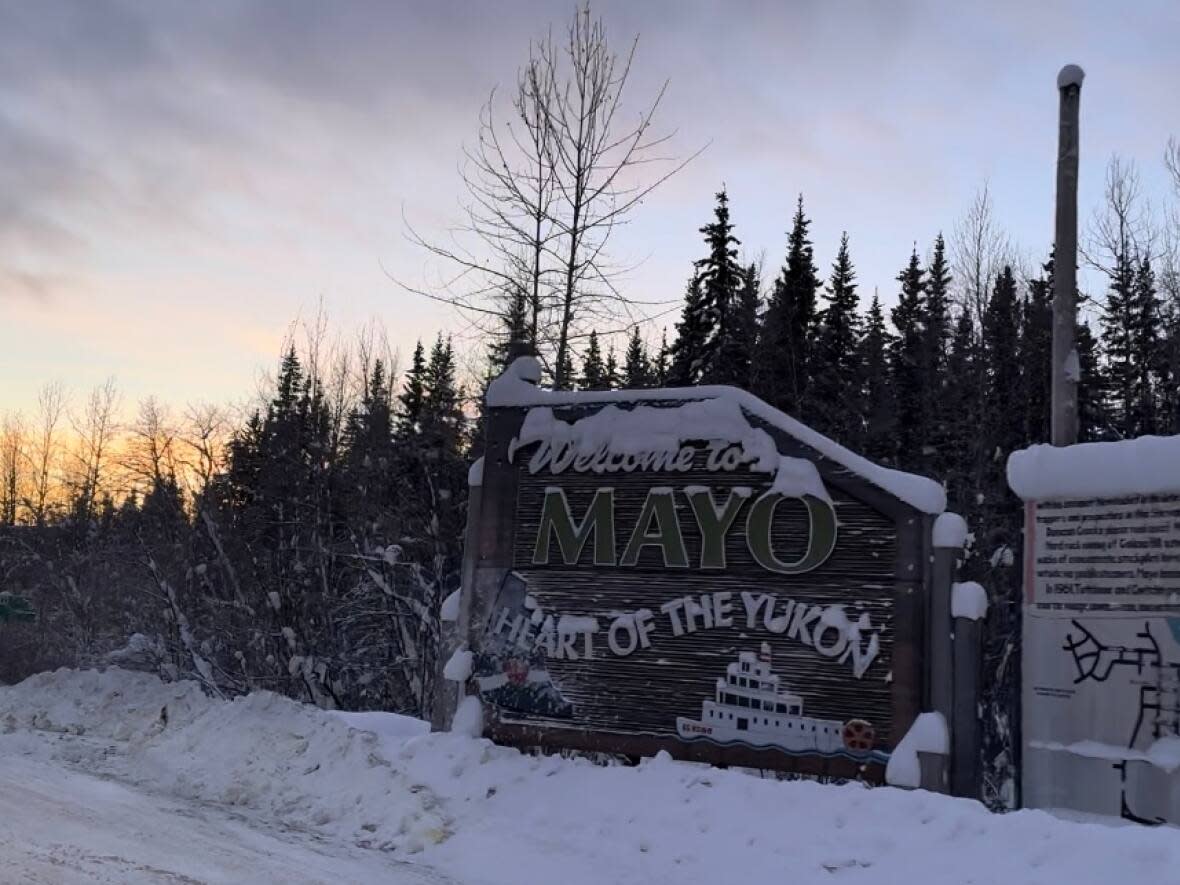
(450, 357, 974, 786)
(1010, 438, 1180, 823)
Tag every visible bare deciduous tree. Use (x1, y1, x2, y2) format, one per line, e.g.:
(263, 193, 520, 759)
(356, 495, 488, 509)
(179, 402, 229, 495)
(123, 397, 179, 495)
(0, 413, 24, 525)
(400, 3, 695, 386)
(403, 41, 560, 350)
(1083, 155, 1155, 279)
(539, 7, 692, 385)
(23, 380, 66, 526)
(1162, 138, 1180, 307)
(951, 183, 1013, 328)
(69, 378, 121, 518)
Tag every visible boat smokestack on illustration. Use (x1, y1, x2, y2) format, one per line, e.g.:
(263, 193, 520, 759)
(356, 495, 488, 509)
(676, 648, 880, 758)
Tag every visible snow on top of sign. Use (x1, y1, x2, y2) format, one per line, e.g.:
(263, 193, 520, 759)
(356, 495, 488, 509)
(490, 357, 945, 514)
(933, 512, 968, 548)
(1030, 736, 1180, 773)
(1008, 436, 1180, 501)
(951, 582, 989, 621)
(885, 711, 949, 788)
(772, 455, 831, 502)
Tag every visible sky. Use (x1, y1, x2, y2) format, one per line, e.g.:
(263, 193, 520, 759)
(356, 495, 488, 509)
(2, 0, 1179, 415)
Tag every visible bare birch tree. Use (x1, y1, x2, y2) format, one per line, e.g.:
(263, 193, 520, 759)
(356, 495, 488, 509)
(124, 397, 179, 495)
(23, 381, 66, 525)
(178, 402, 229, 496)
(951, 183, 1013, 329)
(0, 413, 24, 525)
(69, 378, 121, 518)
(400, 3, 694, 386)
(1084, 155, 1155, 278)
(1162, 138, 1180, 306)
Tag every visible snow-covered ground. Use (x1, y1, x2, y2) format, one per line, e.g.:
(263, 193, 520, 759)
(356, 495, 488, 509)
(2, 669, 1179, 884)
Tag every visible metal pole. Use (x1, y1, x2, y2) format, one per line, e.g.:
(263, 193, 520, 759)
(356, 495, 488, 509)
(1051, 64, 1084, 447)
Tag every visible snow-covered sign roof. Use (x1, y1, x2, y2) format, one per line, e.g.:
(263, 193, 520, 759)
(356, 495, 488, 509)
(487, 357, 946, 514)
(1008, 436, 1180, 501)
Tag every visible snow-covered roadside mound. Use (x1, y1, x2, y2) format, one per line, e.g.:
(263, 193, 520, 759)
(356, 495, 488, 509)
(3, 668, 1180, 885)
(0, 668, 450, 854)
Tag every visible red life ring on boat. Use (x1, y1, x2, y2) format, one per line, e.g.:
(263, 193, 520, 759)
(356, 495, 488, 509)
(842, 719, 875, 752)
(504, 657, 529, 685)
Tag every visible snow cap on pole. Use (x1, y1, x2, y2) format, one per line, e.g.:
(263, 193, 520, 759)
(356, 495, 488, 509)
(1056, 64, 1085, 90)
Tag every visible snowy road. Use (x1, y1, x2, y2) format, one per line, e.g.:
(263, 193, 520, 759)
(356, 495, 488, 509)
(0, 755, 449, 885)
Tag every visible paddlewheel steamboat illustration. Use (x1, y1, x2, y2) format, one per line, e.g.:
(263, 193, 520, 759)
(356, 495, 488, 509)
(676, 644, 879, 757)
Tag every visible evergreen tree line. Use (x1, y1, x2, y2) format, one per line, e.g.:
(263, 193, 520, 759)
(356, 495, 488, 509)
(532, 186, 1179, 806)
(0, 336, 468, 720)
(3, 179, 1177, 807)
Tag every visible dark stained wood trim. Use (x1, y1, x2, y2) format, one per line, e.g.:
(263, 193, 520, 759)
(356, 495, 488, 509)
(488, 720, 887, 783)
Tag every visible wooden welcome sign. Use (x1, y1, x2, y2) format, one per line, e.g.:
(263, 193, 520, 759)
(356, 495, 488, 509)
(453, 357, 953, 782)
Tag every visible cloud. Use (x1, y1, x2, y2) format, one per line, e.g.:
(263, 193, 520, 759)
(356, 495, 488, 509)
(0, 0, 1178, 407)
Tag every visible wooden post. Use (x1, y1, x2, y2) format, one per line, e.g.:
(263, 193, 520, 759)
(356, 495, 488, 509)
(431, 462, 483, 732)
(951, 615, 983, 799)
(1051, 64, 1084, 447)
(929, 540, 956, 728)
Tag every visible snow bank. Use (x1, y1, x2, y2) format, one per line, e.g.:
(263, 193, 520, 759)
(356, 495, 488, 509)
(0, 668, 449, 854)
(951, 581, 989, 621)
(492, 357, 945, 514)
(1008, 436, 1180, 500)
(4, 668, 1180, 885)
(326, 709, 430, 740)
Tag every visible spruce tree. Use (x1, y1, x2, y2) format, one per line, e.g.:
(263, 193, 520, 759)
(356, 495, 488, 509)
(860, 294, 896, 464)
(580, 331, 609, 390)
(727, 262, 762, 390)
(653, 330, 671, 387)
(1132, 256, 1163, 435)
(554, 347, 576, 393)
(605, 346, 620, 390)
(1021, 256, 1054, 444)
(944, 311, 983, 512)
(1158, 297, 1180, 435)
(694, 189, 744, 385)
(923, 234, 953, 469)
(811, 233, 862, 445)
(421, 336, 465, 453)
(755, 195, 820, 415)
(623, 327, 652, 388)
(1080, 320, 1104, 441)
(669, 276, 709, 385)
(889, 248, 926, 471)
(488, 285, 532, 375)
(1100, 248, 1138, 437)
(1076, 320, 1107, 441)
(397, 341, 427, 440)
(982, 266, 1023, 511)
